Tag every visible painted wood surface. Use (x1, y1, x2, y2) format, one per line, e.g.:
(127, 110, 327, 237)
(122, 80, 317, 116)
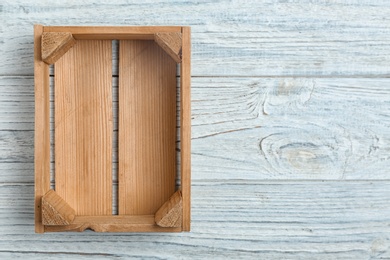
(0, 182, 389, 258)
(0, 0, 390, 258)
(2, 1, 390, 76)
(1, 76, 389, 182)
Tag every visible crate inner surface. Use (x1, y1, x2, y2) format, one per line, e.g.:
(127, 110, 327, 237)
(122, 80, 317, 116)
(54, 39, 177, 216)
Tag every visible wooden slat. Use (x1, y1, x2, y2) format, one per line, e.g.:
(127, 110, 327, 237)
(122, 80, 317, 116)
(3, 2, 390, 76)
(190, 77, 390, 180)
(118, 40, 176, 215)
(55, 40, 112, 215)
(45, 215, 181, 232)
(1, 181, 390, 257)
(34, 24, 50, 233)
(5, 76, 390, 181)
(44, 26, 182, 40)
(180, 27, 191, 231)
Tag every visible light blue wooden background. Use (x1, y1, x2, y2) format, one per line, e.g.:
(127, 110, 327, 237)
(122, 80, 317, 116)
(1, 1, 390, 259)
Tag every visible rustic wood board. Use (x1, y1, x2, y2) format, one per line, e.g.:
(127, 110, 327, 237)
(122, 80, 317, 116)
(118, 40, 176, 215)
(34, 26, 191, 233)
(3, 1, 390, 76)
(1, 76, 390, 182)
(55, 40, 113, 216)
(1, 181, 390, 258)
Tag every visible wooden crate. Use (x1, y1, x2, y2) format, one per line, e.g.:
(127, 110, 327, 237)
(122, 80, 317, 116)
(34, 25, 191, 233)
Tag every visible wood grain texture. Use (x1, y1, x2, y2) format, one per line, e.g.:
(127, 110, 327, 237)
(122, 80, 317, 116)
(1, 76, 390, 181)
(41, 32, 76, 64)
(0, 182, 389, 258)
(191, 77, 390, 181)
(154, 32, 182, 63)
(41, 189, 75, 225)
(44, 26, 181, 40)
(155, 190, 182, 228)
(180, 27, 191, 231)
(55, 40, 112, 216)
(45, 215, 181, 233)
(3, 1, 390, 76)
(34, 24, 50, 233)
(118, 40, 176, 215)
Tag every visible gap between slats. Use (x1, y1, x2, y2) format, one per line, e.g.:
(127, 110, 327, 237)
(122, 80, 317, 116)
(112, 40, 119, 215)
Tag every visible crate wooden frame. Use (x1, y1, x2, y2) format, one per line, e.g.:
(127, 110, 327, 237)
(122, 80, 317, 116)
(34, 25, 191, 233)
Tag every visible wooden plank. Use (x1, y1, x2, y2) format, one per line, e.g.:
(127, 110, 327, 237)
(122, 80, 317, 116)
(3, 2, 390, 76)
(1, 76, 390, 181)
(34, 24, 50, 233)
(180, 27, 191, 231)
(0, 181, 389, 258)
(191, 77, 390, 181)
(55, 40, 112, 215)
(45, 215, 181, 232)
(44, 26, 182, 40)
(118, 40, 176, 215)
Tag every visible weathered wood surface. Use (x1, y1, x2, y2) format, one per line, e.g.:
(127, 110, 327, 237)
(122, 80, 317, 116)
(1, 76, 389, 182)
(0, 182, 389, 258)
(1, 0, 390, 258)
(2, 1, 390, 76)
